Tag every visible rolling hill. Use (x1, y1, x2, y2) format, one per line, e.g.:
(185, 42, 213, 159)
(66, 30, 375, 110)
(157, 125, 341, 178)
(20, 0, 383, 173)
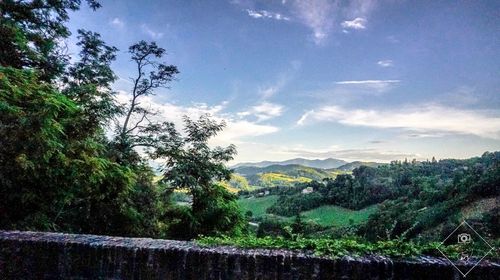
(333, 161, 385, 171)
(232, 160, 384, 189)
(234, 164, 341, 187)
(232, 158, 348, 169)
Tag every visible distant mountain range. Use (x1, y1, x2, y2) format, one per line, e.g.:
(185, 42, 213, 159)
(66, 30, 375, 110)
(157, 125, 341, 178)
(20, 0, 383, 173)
(232, 158, 348, 170)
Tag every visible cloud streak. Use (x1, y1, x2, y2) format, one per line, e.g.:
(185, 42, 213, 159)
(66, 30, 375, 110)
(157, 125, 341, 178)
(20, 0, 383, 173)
(377, 60, 394, 67)
(110, 18, 125, 28)
(336, 79, 400, 93)
(283, 147, 418, 162)
(291, 0, 337, 44)
(246, 9, 290, 21)
(115, 91, 280, 146)
(341, 17, 367, 30)
(238, 102, 284, 122)
(141, 24, 164, 39)
(297, 104, 500, 139)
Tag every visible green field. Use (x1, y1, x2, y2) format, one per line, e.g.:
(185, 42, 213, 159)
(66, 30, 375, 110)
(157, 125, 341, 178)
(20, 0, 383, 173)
(238, 195, 279, 218)
(300, 204, 378, 227)
(238, 195, 378, 226)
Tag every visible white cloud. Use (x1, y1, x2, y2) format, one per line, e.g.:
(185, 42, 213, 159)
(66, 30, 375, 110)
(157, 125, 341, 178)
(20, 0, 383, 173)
(283, 147, 418, 162)
(377, 60, 394, 67)
(235, 0, 376, 44)
(110, 18, 125, 28)
(259, 86, 281, 99)
(141, 24, 164, 40)
(344, 0, 377, 18)
(336, 80, 400, 85)
(441, 86, 479, 106)
(296, 104, 500, 139)
(291, 0, 337, 44)
(257, 60, 300, 99)
(216, 120, 279, 145)
(246, 9, 290, 21)
(336, 79, 400, 93)
(114, 91, 279, 146)
(238, 102, 284, 122)
(341, 17, 367, 30)
(387, 35, 399, 43)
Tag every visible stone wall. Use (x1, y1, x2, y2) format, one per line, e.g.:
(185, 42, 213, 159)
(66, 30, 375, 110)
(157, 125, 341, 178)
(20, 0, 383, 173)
(0, 231, 498, 279)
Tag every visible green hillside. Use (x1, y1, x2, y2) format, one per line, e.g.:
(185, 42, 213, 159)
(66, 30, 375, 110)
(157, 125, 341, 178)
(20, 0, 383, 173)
(301, 204, 378, 227)
(238, 195, 279, 218)
(238, 195, 378, 227)
(235, 164, 345, 188)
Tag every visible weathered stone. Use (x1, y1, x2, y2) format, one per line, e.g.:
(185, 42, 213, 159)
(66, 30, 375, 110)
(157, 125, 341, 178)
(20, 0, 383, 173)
(0, 231, 498, 279)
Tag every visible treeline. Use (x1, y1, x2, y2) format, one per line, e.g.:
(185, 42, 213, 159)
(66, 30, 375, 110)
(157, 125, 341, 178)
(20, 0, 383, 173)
(263, 153, 499, 241)
(0, 0, 244, 239)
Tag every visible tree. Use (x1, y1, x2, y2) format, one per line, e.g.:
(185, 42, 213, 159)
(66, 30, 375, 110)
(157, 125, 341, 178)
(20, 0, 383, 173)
(116, 41, 179, 146)
(152, 115, 243, 238)
(1, 0, 244, 240)
(0, 0, 101, 81)
(0, 67, 135, 235)
(63, 30, 120, 134)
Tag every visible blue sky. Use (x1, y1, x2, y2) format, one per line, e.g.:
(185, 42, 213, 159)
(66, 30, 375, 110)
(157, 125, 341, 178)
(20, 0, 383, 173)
(67, 0, 500, 163)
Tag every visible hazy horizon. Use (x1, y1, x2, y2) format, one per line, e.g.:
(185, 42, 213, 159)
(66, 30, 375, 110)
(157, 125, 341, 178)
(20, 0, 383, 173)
(67, 0, 500, 163)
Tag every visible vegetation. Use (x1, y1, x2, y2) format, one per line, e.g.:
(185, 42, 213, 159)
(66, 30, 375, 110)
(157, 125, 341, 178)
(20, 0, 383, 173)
(238, 195, 279, 218)
(198, 235, 498, 260)
(234, 164, 343, 188)
(0, 0, 243, 239)
(235, 153, 499, 259)
(0, 0, 498, 263)
(300, 205, 378, 227)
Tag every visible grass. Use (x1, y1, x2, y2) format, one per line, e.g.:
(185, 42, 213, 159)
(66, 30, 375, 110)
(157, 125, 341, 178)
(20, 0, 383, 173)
(239, 194, 378, 227)
(301, 204, 379, 227)
(238, 195, 279, 218)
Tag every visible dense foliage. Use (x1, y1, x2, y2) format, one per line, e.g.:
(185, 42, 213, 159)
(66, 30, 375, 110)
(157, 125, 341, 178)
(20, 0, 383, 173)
(0, 0, 244, 239)
(198, 235, 499, 260)
(1, 1, 498, 263)
(247, 153, 499, 245)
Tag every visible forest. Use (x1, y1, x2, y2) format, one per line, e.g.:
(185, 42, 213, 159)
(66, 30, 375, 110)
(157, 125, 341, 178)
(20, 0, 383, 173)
(239, 154, 499, 242)
(1, 0, 498, 260)
(0, 0, 244, 240)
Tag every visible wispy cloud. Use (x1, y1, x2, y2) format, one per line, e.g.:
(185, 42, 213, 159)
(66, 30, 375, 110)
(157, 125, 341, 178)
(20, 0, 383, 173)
(141, 24, 164, 39)
(377, 60, 394, 67)
(296, 104, 500, 139)
(282, 147, 418, 162)
(387, 35, 399, 43)
(291, 0, 337, 44)
(234, 0, 377, 44)
(246, 9, 290, 21)
(341, 17, 367, 30)
(115, 91, 280, 146)
(258, 60, 301, 99)
(238, 102, 284, 122)
(440, 86, 479, 107)
(336, 80, 400, 93)
(290, 0, 377, 43)
(110, 17, 125, 28)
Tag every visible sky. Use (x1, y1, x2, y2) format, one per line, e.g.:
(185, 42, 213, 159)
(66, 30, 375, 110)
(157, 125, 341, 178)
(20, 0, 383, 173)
(67, 0, 500, 163)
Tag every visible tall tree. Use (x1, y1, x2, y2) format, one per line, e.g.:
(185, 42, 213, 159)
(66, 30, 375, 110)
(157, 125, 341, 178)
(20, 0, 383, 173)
(118, 41, 179, 141)
(110, 41, 179, 165)
(150, 115, 242, 237)
(63, 29, 120, 135)
(0, 0, 101, 81)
